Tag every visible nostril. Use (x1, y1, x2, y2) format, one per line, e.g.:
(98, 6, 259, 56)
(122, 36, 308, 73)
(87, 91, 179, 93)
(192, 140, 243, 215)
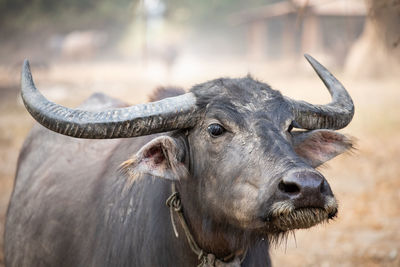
(320, 181, 326, 194)
(320, 179, 333, 196)
(278, 181, 300, 195)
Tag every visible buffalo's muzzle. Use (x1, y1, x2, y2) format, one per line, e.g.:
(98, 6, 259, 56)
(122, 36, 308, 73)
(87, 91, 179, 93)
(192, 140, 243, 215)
(277, 170, 333, 209)
(267, 170, 338, 231)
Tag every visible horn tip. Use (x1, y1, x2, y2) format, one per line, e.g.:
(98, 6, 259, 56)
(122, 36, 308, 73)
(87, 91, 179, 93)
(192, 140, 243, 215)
(21, 59, 33, 84)
(304, 54, 318, 67)
(22, 59, 31, 73)
(21, 58, 37, 96)
(303, 54, 329, 79)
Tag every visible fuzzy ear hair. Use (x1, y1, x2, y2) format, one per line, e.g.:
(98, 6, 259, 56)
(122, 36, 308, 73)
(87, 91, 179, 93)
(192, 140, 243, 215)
(120, 136, 187, 181)
(293, 129, 354, 168)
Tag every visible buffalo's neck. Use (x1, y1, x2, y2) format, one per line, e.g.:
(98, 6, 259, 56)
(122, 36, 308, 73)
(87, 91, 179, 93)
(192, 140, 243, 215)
(177, 184, 251, 260)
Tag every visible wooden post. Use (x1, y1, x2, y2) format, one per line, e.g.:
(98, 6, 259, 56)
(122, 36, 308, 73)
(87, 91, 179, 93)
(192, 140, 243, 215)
(247, 20, 267, 61)
(282, 14, 296, 57)
(301, 12, 321, 54)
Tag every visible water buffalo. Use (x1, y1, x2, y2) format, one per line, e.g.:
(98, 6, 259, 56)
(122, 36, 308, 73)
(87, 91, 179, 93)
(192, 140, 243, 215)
(5, 55, 354, 267)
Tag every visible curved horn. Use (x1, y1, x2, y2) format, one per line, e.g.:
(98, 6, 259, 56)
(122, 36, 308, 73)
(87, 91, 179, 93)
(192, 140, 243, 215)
(21, 60, 198, 139)
(288, 54, 354, 130)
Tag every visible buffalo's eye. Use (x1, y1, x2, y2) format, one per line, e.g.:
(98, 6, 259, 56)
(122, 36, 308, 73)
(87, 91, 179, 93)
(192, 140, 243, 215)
(287, 123, 294, 134)
(207, 123, 225, 137)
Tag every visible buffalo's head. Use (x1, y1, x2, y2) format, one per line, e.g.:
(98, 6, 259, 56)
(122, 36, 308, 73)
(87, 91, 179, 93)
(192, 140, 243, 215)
(21, 55, 354, 248)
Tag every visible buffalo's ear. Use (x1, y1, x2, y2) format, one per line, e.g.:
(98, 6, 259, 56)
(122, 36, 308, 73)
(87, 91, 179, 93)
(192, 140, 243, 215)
(120, 136, 187, 181)
(292, 130, 354, 168)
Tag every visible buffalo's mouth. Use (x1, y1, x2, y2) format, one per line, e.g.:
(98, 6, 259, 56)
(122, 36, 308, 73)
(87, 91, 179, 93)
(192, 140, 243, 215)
(271, 207, 336, 231)
(266, 197, 338, 232)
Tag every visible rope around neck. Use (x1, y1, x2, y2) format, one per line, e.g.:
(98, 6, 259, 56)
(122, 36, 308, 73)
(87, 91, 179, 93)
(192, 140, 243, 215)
(166, 183, 248, 267)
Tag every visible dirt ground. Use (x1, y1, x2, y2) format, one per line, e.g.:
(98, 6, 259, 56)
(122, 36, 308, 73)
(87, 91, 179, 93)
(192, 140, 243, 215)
(0, 58, 399, 266)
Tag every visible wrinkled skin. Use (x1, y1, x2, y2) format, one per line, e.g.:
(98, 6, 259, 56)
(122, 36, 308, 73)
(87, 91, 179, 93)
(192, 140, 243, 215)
(5, 77, 353, 267)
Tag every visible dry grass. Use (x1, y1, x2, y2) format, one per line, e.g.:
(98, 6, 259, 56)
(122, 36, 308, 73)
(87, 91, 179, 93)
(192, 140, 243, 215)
(0, 59, 399, 266)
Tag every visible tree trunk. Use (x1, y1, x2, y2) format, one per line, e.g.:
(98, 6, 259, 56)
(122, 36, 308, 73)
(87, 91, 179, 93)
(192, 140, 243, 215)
(345, 0, 400, 77)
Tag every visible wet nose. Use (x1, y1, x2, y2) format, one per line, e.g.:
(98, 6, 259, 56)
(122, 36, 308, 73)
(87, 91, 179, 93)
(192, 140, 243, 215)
(277, 171, 333, 208)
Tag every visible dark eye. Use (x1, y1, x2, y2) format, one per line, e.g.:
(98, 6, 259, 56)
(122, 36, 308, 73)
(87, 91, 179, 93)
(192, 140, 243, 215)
(207, 123, 225, 137)
(287, 123, 294, 134)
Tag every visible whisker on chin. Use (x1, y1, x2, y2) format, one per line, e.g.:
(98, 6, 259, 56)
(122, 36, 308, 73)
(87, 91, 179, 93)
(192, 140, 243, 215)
(267, 230, 297, 249)
(268, 199, 337, 232)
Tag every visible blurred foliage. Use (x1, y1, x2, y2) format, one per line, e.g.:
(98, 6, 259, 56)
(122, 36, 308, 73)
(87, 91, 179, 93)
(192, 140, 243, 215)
(165, 0, 280, 29)
(0, 0, 280, 34)
(0, 0, 138, 34)
(0, 0, 280, 59)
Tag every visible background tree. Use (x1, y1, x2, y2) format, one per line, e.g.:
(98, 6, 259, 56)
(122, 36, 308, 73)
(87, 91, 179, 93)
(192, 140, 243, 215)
(345, 0, 400, 77)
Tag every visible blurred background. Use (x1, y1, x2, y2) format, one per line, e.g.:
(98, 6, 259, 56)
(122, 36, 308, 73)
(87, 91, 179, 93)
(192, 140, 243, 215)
(0, 0, 399, 266)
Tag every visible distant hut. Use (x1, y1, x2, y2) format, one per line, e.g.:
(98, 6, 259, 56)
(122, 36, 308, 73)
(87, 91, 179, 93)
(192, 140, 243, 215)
(231, 0, 366, 64)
